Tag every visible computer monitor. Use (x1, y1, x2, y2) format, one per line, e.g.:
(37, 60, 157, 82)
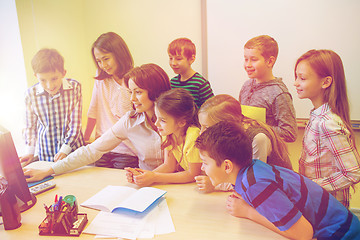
(0, 125, 36, 215)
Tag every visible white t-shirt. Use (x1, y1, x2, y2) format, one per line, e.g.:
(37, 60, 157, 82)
(87, 77, 136, 156)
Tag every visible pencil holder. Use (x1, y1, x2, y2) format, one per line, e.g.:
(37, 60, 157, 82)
(39, 194, 87, 236)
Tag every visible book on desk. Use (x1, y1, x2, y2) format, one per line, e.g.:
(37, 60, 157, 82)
(80, 185, 167, 213)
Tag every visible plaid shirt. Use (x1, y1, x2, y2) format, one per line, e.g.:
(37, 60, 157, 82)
(299, 103, 360, 207)
(24, 78, 84, 161)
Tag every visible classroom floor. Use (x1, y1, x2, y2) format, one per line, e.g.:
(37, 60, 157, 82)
(287, 128, 360, 210)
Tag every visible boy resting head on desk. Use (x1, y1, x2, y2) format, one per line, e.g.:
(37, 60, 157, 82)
(195, 121, 360, 240)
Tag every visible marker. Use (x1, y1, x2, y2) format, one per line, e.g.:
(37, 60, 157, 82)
(58, 196, 63, 206)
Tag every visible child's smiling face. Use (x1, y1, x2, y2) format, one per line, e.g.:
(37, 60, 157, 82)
(168, 50, 194, 76)
(243, 48, 272, 83)
(154, 106, 184, 137)
(36, 69, 65, 96)
(200, 151, 227, 187)
(94, 47, 118, 77)
(294, 60, 329, 108)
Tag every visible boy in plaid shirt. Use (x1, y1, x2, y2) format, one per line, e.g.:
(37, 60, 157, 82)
(20, 48, 84, 164)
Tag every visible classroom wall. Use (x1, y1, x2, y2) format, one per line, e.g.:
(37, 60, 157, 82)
(15, 0, 204, 127)
(14, 0, 360, 209)
(0, 0, 28, 155)
(206, 0, 360, 120)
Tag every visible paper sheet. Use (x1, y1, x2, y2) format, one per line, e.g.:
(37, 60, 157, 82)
(84, 198, 174, 239)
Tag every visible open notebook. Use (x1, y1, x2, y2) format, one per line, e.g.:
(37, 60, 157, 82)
(81, 185, 167, 213)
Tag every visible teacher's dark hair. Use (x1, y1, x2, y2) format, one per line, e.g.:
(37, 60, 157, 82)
(124, 63, 171, 101)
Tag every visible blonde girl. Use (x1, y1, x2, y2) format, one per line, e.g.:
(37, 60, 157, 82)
(294, 49, 360, 208)
(126, 88, 202, 187)
(195, 94, 291, 192)
(84, 32, 138, 169)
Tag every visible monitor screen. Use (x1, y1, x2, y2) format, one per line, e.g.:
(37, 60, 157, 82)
(0, 125, 36, 215)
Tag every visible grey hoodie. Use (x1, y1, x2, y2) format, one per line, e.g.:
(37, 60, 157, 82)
(239, 78, 297, 142)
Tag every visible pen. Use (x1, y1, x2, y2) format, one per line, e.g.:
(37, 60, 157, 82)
(54, 195, 62, 211)
(58, 196, 63, 206)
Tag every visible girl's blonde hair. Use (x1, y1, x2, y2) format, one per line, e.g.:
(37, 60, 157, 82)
(199, 94, 289, 164)
(295, 49, 355, 144)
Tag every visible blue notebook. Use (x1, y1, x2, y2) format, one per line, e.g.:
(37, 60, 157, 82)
(27, 175, 54, 188)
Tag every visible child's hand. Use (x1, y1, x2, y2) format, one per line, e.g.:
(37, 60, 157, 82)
(19, 154, 35, 167)
(54, 152, 67, 162)
(132, 169, 155, 187)
(226, 192, 251, 218)
(125, 167, 141, 183)
(23, 167, 54, 182)
(194, 175, 215, 193)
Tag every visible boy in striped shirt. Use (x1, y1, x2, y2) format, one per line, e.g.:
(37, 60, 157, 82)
(196, 121, 360, 240)
(168, 38, 214, 108)
(20, 48, 84, 164)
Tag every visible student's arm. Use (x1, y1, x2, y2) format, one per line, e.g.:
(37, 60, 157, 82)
(314, 120, 360, 192)
(21, 90, 38, 164)
(198, 80, 215, 107)
(125, 148, 179, 185)
(25, 127, 122, 181)
(84, 117, 96, 143)
(227, 193, 313, 240)
(195, 175, 234, 193)
(272, 92, 298, 142)
(252, 133, 272, 163)
(85, 81, 99, 143)
(131, 148, 202, 187)
(23, 166, 55, 182)
(53, 152, 67, 162)
(27, 114, 131, 181)
(53, 117, 129, 174)
(59, 81, 84, 156)
(195, 175, 216, 193)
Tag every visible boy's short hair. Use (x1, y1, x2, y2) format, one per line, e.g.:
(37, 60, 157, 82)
(244, 35, 278, 61)
(195, 121, 252, 167)
(168, 38, 196, 59)
(31, 48, 65, 74)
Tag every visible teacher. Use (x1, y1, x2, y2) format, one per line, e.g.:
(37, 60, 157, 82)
(24, 63, 171, 181)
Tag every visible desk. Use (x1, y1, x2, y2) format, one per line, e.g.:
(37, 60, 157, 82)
(0, 166, 286, 240)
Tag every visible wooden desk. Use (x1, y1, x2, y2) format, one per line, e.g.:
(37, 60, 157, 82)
(0, 166, 286, 239)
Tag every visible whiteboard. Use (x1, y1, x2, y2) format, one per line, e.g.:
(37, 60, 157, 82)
(206, 0, 360, 120)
